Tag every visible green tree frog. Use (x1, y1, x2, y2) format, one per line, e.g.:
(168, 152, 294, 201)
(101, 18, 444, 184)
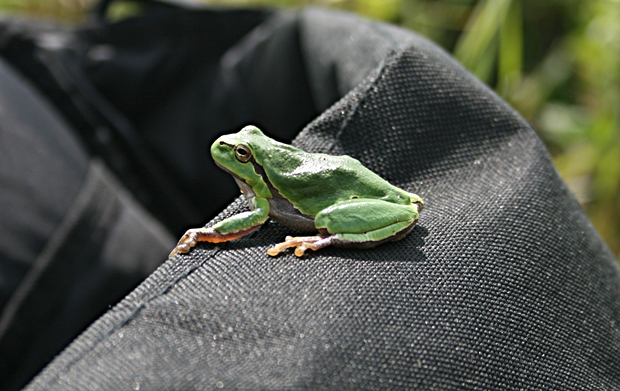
(169, 126, 423, 258)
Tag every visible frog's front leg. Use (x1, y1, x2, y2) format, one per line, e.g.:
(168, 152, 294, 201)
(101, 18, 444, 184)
(268, 199, 421, 257)
(169, 198, 269, 258)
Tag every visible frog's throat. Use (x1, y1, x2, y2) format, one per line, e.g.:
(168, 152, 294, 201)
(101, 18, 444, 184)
(215, 159, 272, 199)
(218, 160, 315, 232)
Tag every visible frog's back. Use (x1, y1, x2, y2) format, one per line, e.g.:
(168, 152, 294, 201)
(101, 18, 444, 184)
(257, 143, 413, 216)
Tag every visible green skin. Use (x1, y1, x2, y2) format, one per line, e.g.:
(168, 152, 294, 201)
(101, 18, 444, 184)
(169, 126, 424, 258)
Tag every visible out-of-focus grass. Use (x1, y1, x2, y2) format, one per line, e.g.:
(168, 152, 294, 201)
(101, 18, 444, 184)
(444, 0, 620, 259)
(0, 0, 90, 22)
(2, 0, 618, 260)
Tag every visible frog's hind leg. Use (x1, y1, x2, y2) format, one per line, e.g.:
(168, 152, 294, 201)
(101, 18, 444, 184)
(268, 199, 421, 257)
(267, 219, 416, 258)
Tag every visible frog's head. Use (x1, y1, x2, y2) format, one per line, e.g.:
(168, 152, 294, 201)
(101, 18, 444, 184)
(211, 126, 273, 199)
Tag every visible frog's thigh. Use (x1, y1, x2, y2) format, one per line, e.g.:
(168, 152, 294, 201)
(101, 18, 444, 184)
(315, 199, 419, 243)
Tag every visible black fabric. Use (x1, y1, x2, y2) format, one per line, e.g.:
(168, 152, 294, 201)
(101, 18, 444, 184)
(0, 44, 175, 388)
(0, 58, 88, 310)
(0, 2, 617, 390)
(0, 19, 174, 389)
(0, 5, 311, 234)
(0, 161, 174, 391)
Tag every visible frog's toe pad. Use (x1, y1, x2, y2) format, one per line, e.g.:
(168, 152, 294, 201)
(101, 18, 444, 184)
(268, 235, 335, 257)
(168, 230, 200, 258)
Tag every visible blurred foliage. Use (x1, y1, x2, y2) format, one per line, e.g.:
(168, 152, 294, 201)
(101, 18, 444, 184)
(0, 0, 90, 22)
(0, 0, 618, 259)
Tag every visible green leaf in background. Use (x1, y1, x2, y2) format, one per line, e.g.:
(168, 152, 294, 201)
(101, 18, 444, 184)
(453, 0, 513, 82)
(497, 0, 522, 97)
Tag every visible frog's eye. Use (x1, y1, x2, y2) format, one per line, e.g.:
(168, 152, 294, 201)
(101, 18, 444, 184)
(234, 144, 252, 163)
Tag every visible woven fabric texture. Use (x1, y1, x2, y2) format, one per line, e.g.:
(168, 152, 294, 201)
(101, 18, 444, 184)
(23, 7, 620, 391)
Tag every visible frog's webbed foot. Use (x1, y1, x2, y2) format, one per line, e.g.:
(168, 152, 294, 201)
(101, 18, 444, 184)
(169, 228, 208, 258)
(169, 227, 228, 258)
(267, 235, 335, 257)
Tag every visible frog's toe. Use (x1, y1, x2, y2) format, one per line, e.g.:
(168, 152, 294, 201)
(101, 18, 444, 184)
(177, 242, 193, 253)
(266, 247, 282, 257)
(168, 242, 190, 258)
(267, 240, 295, 256)
(168, 246, 181, 258)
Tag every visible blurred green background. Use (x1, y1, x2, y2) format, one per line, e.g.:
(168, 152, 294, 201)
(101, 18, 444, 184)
(3, 0, 619, 260)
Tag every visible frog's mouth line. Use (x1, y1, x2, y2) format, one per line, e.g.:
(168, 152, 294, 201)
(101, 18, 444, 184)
(214, 160, 240, 181)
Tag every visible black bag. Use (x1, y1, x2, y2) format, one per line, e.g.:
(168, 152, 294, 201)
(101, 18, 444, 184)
(0, 0, 618, 389)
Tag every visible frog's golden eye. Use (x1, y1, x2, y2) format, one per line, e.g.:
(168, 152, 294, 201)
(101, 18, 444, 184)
(234, 144, 252, 163)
